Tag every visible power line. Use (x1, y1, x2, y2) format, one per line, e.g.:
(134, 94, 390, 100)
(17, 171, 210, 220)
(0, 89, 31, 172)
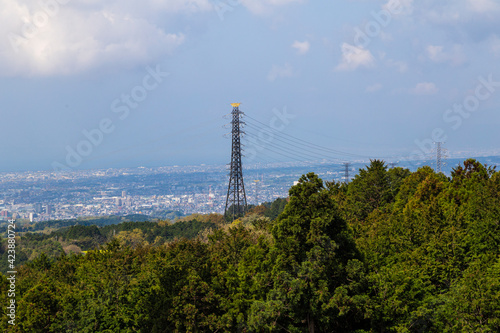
(244, 130, 339, 163)
(245, 115, 378, 160)
(245, 123, 350, 162)
(244, 132, 312, 162)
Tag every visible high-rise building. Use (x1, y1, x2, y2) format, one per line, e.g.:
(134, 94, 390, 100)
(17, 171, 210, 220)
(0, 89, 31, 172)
(34, 203, 42, 213)
(46, 204, 53, 215)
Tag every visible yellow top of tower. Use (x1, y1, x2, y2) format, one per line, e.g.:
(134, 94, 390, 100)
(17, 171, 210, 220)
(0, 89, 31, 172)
(231, 103, 241, 107)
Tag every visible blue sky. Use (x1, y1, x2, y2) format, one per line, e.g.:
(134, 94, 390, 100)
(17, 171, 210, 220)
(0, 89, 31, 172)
(1, 0, 499, 172)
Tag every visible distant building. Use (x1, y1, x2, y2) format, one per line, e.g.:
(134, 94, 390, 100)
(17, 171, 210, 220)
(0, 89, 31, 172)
(34, 203, 42, 213)
(1, 210, 8, 217)
(115, 197, 122, 206)
(122, 191, 127, 198)
(46, 204, 53, 215)
(29, 213, 34, 222)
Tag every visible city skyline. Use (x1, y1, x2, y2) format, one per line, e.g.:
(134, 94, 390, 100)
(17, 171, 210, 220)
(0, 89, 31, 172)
(1, 1, 499, 172)
(2, 156, 500, 222)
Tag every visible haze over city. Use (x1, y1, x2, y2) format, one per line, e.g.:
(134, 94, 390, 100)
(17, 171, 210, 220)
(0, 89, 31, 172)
(3, 2, 500, 332)
(1, 0, 499, 172)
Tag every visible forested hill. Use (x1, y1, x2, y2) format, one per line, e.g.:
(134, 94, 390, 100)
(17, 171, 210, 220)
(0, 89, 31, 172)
(18, 211, 184, 232)
(0, 213, 225, 274)
(1, 159, 500, 332)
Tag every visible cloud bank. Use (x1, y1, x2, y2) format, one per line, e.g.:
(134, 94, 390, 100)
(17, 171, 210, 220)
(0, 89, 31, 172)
(0, 0, 207, 76)
(0, 0, 309, 76)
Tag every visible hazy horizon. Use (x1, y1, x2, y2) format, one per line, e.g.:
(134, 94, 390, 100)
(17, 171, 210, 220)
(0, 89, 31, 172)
(1, 1, 499, 172)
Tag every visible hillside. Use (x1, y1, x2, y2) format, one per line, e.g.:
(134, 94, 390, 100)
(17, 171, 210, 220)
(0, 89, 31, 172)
(1, 159, 499, 332)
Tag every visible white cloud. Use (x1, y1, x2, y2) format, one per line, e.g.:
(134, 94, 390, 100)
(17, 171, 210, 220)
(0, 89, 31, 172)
(0, 0, 210, 76)
(161, 0, 212, 12)
(0, 0, 308, 76)
(267, 63, 293, 81)
(366, 83, 383, 92)
(336, 43, 375, 71)
(426, 44, 466, 66)
(292, 40, 310, 55)
(427, 45, 445, 61)
(240, 0, 303, 15)
(411, 82, 438, 95)
(467, 0, 500, 13)
(382, 0, 414, 16)
(386, 59, 408, 73)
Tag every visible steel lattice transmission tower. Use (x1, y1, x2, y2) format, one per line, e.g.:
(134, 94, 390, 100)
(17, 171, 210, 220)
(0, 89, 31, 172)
(253, 180, 260, 206)
(343, 162, 351, 183)
(434, 142, 447, 173)
(225, 103, 248, 220)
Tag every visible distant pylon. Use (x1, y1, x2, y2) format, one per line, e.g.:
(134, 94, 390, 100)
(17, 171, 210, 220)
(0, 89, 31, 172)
(254, 180, 260, 206)
(343, 162, 350, 183)
(434, 142, 447, 173)
(225, 103, 247, 220)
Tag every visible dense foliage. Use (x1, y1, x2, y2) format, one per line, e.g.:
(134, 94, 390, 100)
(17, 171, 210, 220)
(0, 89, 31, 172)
(1, 159, 499, 332)
(17, 214, 170, 232)
(0, 215, 217, 274)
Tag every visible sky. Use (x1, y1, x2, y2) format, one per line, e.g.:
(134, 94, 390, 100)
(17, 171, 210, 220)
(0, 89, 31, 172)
(0, 0, 499, 172)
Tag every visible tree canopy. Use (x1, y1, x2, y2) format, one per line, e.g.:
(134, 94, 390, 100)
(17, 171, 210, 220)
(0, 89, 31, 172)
(1, 160, 499, 332)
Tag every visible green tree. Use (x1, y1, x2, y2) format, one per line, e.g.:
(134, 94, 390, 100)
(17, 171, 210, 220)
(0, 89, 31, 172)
(263, 173, 366, 332)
